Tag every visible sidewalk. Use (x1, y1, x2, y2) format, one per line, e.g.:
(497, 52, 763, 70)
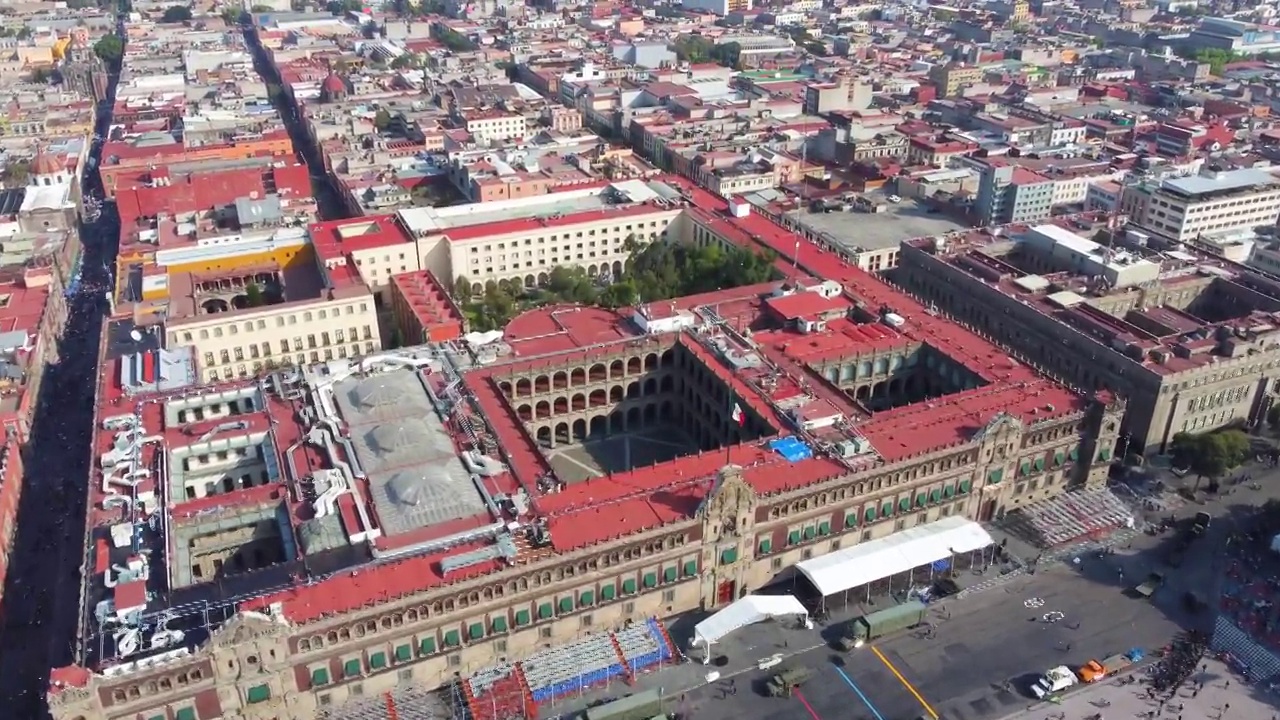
(998, 656, 1278, 720)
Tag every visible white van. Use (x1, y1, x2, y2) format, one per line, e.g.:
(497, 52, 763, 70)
(1030, 665, 1077, 699)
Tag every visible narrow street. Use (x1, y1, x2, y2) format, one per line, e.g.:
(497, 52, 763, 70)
(243, 25, 349, 221)
(0, 39, 122, 718)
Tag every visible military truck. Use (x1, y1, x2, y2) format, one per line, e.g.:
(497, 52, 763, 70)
(846, 599, 928, 642)
(765, 666, 814, 698)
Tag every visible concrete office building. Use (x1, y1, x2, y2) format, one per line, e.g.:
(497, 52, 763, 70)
(895, 222, 1280, 457)
(1120, 167, 1280, 247)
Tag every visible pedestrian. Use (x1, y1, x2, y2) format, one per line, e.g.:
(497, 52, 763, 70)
(1193, 689, 1200, 698)
(1225, 703, 1230, 711)
(1225, 680, 1230, 689)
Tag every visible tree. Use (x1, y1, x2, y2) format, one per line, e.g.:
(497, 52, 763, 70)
(160, 5, 193, 22)
(709, 41, 741, 68)
(93, 35, 124, 63)
(454, 275, 472, 302)
(1268, 404, 1280, 429)
(390, 53, 418, 69)
(250, 4, 275, 12)
(672, 35, 714, 63)
(1, 159, 29, 187)
(326, 0, 362, 13)
(1170, 429, 1250, 490)
(244, 283, 265, 307)
(804, 40, 827, 56)
(373, 107, 392, 131)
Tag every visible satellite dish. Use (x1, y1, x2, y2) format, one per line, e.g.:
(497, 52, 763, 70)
(130, 329, 142, 342)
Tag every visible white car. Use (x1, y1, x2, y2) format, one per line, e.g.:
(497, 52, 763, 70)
(887, 194, 902, 203)
(1030, 665, 1077, 699)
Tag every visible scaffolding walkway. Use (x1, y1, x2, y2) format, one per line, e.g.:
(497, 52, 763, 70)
(1001, 488, 1135, 548)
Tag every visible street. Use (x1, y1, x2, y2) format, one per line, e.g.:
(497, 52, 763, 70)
(544, 464, 1280, 720)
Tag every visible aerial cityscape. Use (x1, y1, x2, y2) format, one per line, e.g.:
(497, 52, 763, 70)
(3, 0, 1280, 718)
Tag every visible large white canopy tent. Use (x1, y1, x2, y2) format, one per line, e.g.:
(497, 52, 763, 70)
(796, 515, 993, 601)
(691, 594, 809, 663)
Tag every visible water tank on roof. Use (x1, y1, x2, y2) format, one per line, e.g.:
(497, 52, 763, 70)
(882, 313, 906, 329)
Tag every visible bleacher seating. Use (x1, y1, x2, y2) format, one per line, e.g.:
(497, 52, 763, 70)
(463, 617, 679, 714)
(465, 663, 533, 720)
(1005, 488, 1135, 547)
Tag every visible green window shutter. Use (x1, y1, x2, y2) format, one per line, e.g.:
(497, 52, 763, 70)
(1034, 457, 1045, 471)
(538, 602, 554, 619)
(958, 480, 971, 494)
(943, 485, 954, 498)
(988, 468, 1003, 484)
(845, 512, 857, 528)
(684, 559, 698, 576)
(721, 548, 738, 564)
(344, 658, 362, 677)
(369, 651, 387, 669)
(395, 644, 412, 663)
(759, 538, 772, 554)
(882, 501, 894, 517)
(515, 609, 531, 626)
(558, 596, 574, 613)
(930, 489, 941, 503)
(788, 529, 801, 545)
(898, 497, 910, 512)
(246, 684, 271, 704)
(1053, 451, 1064, 467)
(419, 637, 436, 655)
(864, 507, 876, 523)
(149, 715, 166, 720)
(175, 709, 197, 720)
(600, 584, 616, 601)
(643, 572, 657, 588)
(311, 667, 330, 686)
(1099, 448, 1111, 462)
(444, 630, 460, 647)
(804, 525, 816, 540)
(1069, 446, 1079, 461)
(1019, 460, 1030, 477)
(579, 591, 595, 606)
(492, 615, 508, 633)
(623, 578, 637, 594)
(469, 623, 485, 640)
(664, 566, 678, 582)
(915, 494, 927, 508)
(817, 521, 830, 535)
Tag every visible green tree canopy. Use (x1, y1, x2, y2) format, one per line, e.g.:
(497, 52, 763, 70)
(160, 4, 193, 22)
(93, 35, 124, 63)
(456, 239, 779, 332)
(1169, 428, 1250, 488)
(672, 35, 714, 63)
(373, 107, 393, 131)
(709, 42, 741, 68)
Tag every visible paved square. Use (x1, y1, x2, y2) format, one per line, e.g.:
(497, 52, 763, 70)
(546, 427, 700, 483)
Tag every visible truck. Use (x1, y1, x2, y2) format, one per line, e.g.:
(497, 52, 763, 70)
(1030, 665, 1078, 699)
(1191, 511, 1212, 536)
(765, 666, 814, 698)
(584, 690, 663, 720)
(1078, 653, 1135, 683)
(1134, 572, 1165, 598)
(846, 599, 928, 642)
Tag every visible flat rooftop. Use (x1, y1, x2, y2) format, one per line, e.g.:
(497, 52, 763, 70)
(395, 178, 676, 239)
(786, 197, 967, 253)
(907, 223, 1280, 376)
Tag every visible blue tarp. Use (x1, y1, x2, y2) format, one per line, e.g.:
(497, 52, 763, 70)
(769, 437, 814, 462)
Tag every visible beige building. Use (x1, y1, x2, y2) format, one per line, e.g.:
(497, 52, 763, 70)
(165, 289, 382, 382)
(895, 224, 1280, 456)
(1120, 167, 1280, 246)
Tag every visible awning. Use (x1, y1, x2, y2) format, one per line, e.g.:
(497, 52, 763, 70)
(796, 516, 992, 597)
(693, 594, 808, 647)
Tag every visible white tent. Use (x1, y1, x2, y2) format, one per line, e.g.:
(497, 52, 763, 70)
(692, 594, 808, 663)
(796, 515, 992, 597)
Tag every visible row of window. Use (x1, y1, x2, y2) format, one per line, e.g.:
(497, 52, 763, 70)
(175, 302, 370, 343)
(308, 564, 700, 686)
(205, 343, 379, 380)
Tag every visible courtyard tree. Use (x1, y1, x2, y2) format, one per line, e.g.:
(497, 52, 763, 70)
(161, 4, 193, 22)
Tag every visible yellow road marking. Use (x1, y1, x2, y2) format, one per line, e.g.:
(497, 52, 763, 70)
(870, 645, 939, 720)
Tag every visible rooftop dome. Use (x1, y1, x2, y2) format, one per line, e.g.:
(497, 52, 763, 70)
(367, 418, 431, 454)
(31, 148, 60, 177)
(322, 72, 346, 95)
(352, 378, 401, 409)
